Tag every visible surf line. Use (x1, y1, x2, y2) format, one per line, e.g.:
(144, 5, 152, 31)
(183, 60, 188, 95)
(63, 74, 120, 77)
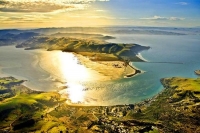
(143, 61, 183, 64)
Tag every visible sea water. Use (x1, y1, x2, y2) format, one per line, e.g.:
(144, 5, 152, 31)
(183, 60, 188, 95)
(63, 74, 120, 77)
(0, 46, 57, 91)
(102, 34, 200, 104)
(0, 34, 200, 105)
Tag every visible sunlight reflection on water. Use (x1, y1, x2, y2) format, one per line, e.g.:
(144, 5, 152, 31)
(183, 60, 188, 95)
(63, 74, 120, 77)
(55, 52, 90, 103)
(59, 83, 85, 103)
(57, 52, 91, 82)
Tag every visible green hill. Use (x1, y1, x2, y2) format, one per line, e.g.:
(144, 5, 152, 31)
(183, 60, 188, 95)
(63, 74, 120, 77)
(128, 77, 200, 132)
(16, 37, 150, 61)
(1, 77, 200, 132)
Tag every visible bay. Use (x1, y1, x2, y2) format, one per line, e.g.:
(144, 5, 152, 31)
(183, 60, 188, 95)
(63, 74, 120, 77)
(105, 34, 200, 104)
(0, 46, 58, 91)
(0, 33, 199, 105)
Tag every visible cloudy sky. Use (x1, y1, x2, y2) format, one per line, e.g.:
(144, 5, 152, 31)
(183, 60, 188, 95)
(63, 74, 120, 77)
(0, 0, 200, 28)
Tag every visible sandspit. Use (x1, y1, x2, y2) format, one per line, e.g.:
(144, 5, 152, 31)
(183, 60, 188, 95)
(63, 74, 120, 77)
(74, 53, 139, 80)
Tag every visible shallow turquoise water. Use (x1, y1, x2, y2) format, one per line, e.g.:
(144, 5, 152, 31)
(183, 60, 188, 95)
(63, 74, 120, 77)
(0, 34, 200, 105)
(103, 34, 200, 104)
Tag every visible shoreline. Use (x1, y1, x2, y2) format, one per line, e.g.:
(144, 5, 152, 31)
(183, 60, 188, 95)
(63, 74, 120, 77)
(124, 62, 141, 78)
(1, 76, 199, 132)
(74, 53, 139, 80)
(0, 46, 144, 106)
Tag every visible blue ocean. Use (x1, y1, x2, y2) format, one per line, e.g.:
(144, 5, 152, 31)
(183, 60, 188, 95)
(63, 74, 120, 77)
(102, 34, 200, 105)
(0, 28, 200, 105)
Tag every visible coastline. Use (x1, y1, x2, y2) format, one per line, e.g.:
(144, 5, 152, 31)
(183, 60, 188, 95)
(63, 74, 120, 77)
(0, 46, 143, 102)
(37, 50, 109, 82)
(124, 62, 141, 78)
(1, 28, 200, 132)
(74, 53, 139, 80)
(1, 76, 199, 132)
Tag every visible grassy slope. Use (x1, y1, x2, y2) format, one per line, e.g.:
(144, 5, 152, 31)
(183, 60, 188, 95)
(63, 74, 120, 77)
(1, 76, 199, 132)
(0, 77, 65, 132)
(127, 77, 200, 132)
(16, 37, 150, 61)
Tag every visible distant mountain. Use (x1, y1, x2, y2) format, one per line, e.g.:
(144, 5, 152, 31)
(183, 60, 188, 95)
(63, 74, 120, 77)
(28, 27, 188, 35)
(110, 29, 186, 35)
(1, 27, 199, 37)
(49, 32, 115, 40)
(0, 29, 22, 36)
(0, 32, 40, 46)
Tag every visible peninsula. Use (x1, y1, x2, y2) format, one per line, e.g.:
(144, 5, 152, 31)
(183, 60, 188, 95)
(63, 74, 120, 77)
(0, 29, 150, 79)
(16, 36, 150, 62)
(16, 36, 149, 79)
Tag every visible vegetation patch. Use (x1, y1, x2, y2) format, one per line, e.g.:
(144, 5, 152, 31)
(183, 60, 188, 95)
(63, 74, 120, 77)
(1, 76, 200, 132)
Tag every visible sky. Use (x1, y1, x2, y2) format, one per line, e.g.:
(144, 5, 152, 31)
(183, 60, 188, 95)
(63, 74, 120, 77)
(0, 0, 200, 28)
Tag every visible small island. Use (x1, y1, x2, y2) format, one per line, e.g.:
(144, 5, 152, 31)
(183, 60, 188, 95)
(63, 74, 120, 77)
(195, 70, 200, 75)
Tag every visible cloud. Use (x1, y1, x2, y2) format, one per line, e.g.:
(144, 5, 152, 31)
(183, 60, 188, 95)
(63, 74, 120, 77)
(169, 17, 185, 21)
(118, 18, 131, 20)
(0, 13, 52, 24)
(0, 0, 8, 5)
(95, 9, 106, 12)
(0, 3, 75, 13)
(141, 16, 167, 20)
(0, 15, 8, 21)
(87, 16, 116, 19)
(0, 0, 109, 13)
(175, 2, 188, 5)
(140, 16, 185, 21)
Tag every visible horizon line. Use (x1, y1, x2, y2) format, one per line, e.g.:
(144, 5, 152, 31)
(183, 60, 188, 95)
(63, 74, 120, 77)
(1, 25, 200, 30)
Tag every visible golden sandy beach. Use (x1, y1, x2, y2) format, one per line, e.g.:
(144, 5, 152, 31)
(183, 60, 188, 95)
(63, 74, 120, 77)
(38, 50, 138, 83)
(75, 53, 138, 80)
